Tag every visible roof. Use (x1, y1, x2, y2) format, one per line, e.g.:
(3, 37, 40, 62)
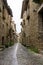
(3, 0, 13, 17)
(21, 0, 29, 18)
(37, 4, 43, 13)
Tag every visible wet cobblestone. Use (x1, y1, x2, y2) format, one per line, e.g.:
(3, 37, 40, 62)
(17, 43, 43, 65)
(0, 43, 18, 65)
(0, 43, 43, 65)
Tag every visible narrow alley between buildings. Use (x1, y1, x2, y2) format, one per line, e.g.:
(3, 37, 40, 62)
(0, 0, 43, 65)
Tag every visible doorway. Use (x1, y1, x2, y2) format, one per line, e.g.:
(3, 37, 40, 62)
(2, 36, 4, 45)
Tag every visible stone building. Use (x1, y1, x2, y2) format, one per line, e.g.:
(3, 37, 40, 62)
(21, 0, 43, 50)
(21, 11, 29, 46)
(0, 0, 16, 47)
(11, 21, 17, 43)
(19, 32, 22, 43)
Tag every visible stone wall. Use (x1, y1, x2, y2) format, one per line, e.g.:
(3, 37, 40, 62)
(21, 0, 43, 50)
(0, 0, 14, 46)
(28, 0, 39, 47)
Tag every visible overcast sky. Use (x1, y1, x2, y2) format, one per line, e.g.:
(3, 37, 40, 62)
(7, 0, 23, 33)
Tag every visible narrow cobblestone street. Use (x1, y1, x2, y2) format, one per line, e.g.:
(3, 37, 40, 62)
(0, 43, 43, 65)
(0, 0, 43, 65)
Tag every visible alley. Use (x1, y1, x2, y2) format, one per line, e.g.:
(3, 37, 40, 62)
(0, 43, 43, 65)
(0, 0, 43, 65)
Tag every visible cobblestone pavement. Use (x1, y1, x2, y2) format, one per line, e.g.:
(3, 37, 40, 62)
(0, 43, 18, 65)
(17, 43, 43, 65)
(0, 43, 43, 65)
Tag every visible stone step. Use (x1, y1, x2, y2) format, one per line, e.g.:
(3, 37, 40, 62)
(0, 45, 5, 51)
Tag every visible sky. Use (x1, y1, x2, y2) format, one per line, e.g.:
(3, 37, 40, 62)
(7, 0, 23, 33)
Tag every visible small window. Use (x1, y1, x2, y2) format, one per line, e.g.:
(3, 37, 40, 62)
(2, 24, 4, 28)
(0, 24, 1, 28)
(33, 9, 37, 12)
(3, 6, 4, 9)
(23, 32, 26, 37)
(0, 8, 1, 12)
(27, 16, 30, 20)
(6, 23, 8, 26)
(2, 36, 4, 45)
(23, 20, 25, 25)
(3, 16, 5, 20)
(41, 14, 43, 29)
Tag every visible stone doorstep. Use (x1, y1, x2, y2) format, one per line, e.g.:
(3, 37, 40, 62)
(0, 47, 5, 51)
(0, 45, 5, 51)
(0, 48, 4, 51)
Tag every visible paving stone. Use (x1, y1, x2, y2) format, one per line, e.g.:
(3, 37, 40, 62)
(0, 43, 43, 65)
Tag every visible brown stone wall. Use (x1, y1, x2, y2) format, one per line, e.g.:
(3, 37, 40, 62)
(28, 0, 39, 47)
(27, 0, 43, 49)
(0, 0, 12, 45)
(21, 0, 43, 50)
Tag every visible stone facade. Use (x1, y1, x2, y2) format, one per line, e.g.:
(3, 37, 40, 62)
(0, 0, 16, 46)
(19, 32, 22, 43)
(11, 21, 17, 43)
(21, 0, 43, 50)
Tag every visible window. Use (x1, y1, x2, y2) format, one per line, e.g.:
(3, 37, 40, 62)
(27, 15, 30, 20)
(3, 16, 5, 20)
(38, 12, 43, 31)
(33, 0, 40, 3)
(3, 6, 4, 9)
(6, 23, 8, 26)
(2, 24, 4, 28)
(23, 20, 25, 25)
(0, 8, 1, 12)
(41, 14, 43, 29)
(0, 24, 1, 28)
(23, 32, 26, 37)
(3, 6, 5, 20)
(2, 36, 4, 45)
(33, 9, 37, 12)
